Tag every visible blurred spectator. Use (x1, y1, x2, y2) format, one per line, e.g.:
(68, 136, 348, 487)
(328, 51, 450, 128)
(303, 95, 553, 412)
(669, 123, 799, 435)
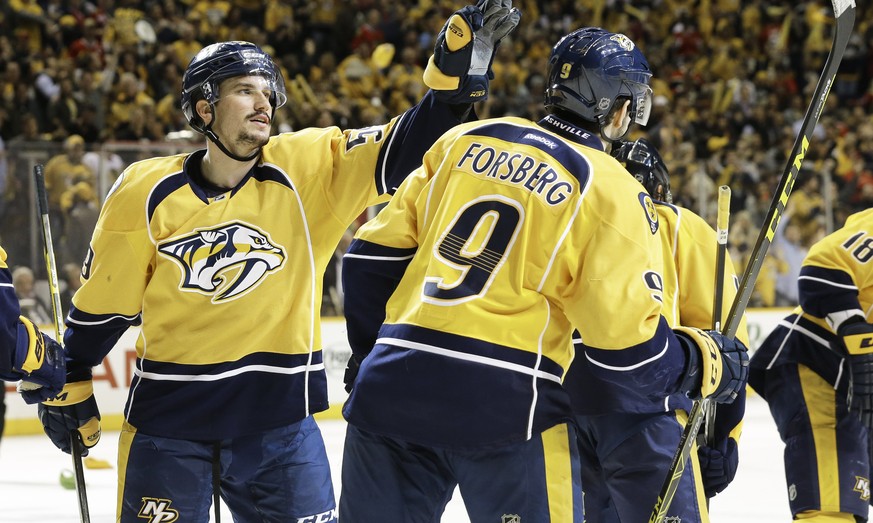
(0, 108, 7, 218)
(772, 221, 807, 306)
(59, 262, 82, 316)
(787, 173, 825, 243)
(82, 148, 125, 190)
(8, 0, 51, 54)
(43, 134, 94, 244)
(12, 266, 51, 326)
(60, 181, 99, 267)
(108, 72, 155, 139)
(68, 18, 105, 67)
(46, 73, 80, 139)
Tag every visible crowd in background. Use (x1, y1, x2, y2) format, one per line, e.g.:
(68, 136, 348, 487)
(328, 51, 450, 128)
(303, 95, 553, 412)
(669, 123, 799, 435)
(1, 0, 872, 313)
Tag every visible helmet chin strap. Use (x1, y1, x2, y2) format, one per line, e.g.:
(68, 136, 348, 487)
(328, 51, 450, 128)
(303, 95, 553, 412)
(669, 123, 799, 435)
(202, 102, 261, 163)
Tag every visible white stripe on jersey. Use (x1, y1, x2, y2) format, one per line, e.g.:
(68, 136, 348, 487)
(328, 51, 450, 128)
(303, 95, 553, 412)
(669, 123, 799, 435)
(798, 274, 859, 291)
(135, 362, 326, 382)
(581, 338, 670, 371)
(377, 336, 563, 384)
(344, 253, 416, 262)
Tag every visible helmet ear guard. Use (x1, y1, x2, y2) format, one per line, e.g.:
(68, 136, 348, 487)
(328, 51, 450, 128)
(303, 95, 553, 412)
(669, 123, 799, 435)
(544, 28, 652, 139)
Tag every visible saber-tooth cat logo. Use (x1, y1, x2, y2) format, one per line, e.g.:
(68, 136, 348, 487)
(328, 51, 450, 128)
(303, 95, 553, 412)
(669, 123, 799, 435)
(159, 221, 286, 303)
(138, 497, 179, 522)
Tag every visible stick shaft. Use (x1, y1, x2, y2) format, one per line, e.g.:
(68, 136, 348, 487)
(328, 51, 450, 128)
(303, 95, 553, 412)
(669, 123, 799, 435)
(34, 165, 91, 523)
(33, 165, 64, 341)
(703, 186, 731, 447)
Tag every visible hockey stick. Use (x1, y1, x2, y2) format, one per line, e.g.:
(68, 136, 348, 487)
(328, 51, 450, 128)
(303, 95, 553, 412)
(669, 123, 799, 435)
(33, 165, 91, 523)
(701, 186, 731, 448)
(649, 2, 856, 521)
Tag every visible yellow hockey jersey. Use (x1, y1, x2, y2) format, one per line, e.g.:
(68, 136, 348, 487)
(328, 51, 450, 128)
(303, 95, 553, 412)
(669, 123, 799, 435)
(63, 92, 470, 440)
(751, 208, 873, 393)
(342, 114, 690, 448)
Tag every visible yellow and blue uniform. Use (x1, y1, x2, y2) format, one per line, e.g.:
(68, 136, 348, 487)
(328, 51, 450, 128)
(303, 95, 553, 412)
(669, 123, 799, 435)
(339, 113, 692, 521)
(568, 201, 749, 522)
(55, 91, 471, 522)
(750, 208, 873, 522)
(63, 92, 466, 440)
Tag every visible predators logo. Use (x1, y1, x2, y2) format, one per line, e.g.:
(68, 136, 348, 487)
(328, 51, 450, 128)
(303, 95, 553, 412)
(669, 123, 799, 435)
(610, 33, 635, 51)
(639, 193, 659, 234)
(138, 497, 179, 522)
(854, 476, 870, 500)
(158, 221, 286, 303)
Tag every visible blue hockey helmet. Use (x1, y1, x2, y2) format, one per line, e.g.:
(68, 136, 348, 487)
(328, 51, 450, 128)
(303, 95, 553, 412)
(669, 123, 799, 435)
(544, 28, 652, 137)
(612, 138, 672, 203)
(181, 41, 287, 136)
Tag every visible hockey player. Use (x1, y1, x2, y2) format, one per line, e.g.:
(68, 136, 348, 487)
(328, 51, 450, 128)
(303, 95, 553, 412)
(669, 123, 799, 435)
(750, 208, 873, 522)
(567, 138, 750, 522)
(27, 1, 520, 520)
(0, 244, 66, 409)
(339, 27, 747, 522)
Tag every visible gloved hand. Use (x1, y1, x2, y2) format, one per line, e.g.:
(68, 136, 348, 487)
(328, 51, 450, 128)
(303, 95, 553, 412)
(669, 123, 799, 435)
(697, 437, 739, 498)
(344, 353, 364, 394)
(423, 0, 521, 104)
(675, 326, 749, 404)
(0, 316, 66, 404)
(832, 318, 873, 429)
(36, 380, 101, 456)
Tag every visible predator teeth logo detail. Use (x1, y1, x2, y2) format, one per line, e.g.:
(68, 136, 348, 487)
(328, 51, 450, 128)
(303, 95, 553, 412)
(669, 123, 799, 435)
(854, 476, 870, 500)
(138, 497, 179, 522)
(639, 193, 659, 234)
(158, 221, 286, 303)
(501, 515, 520, 523)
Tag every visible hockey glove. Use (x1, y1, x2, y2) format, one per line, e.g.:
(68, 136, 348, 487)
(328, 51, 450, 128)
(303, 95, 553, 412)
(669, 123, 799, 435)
(0, 316, 66, 404)
(343, 353, 364, 394)
(697, 437, 739, 498)
(423, 0, 521, 104)
(37, 380, 101, 455)
(832, 318, 873, 430)
(675, 326, 749, 404)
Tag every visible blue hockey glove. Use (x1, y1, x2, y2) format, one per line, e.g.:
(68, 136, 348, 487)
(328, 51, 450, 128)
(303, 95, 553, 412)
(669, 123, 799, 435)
(0, 316, 66, 404)
(37, 380, 101, 455)
(343, 353, 364, 394)
(423, 0, 521, 104)
(697, 437, 738, 497)
(832, 318, 873, 430)
(675, 326, 749, 404)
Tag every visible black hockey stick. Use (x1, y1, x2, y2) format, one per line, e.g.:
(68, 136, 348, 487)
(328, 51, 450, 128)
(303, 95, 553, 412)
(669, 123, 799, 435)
(33, 165, 91, 523)
(649, 2, 856, 520)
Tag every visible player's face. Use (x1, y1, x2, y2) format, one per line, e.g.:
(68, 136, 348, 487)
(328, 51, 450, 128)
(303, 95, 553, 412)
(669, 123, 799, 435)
(214, 75, 274, 156)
